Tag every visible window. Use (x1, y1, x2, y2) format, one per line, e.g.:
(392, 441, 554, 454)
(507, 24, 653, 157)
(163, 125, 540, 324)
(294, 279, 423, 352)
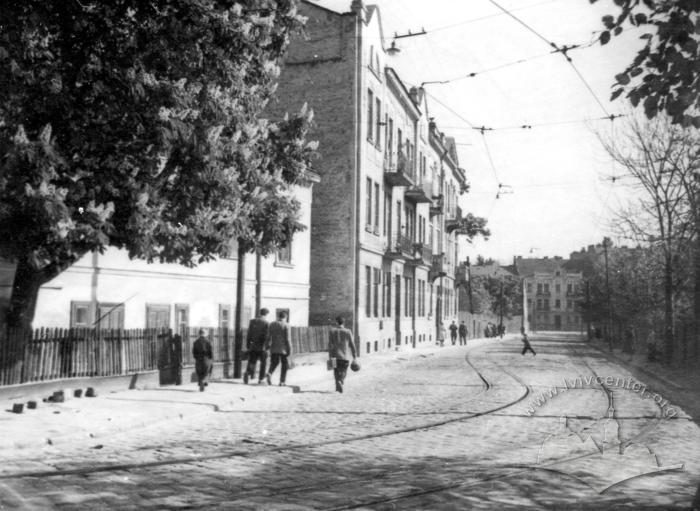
(384, 272, 392, 317)
(277, 241, 292, 265)
(70, 301, 91, 328)
(404, 277, 411, 317)
(387, 117, 393, 154)
(366, 178, 372, 228)
(384, 192, 391, 237)
(97, 303, 125, 330)
(396, 200, 402, 238)
(375, 98, 382, 147)
(544, 283, 550, 293)
(418, 280, 426, 316)
(219, 305, 231, 330)
(365, 266, 372, 317)
(367, 89, 374, 141)
(537, 299, 542, 310)
(174, 304, 189, 333)
(567, 283, 573, 293)
(373, 268, 381, 318)
(555, 299, 561, 309)
(146, 304, 170, 329)
(527, 283, 532, 293)
(537, 283, 543, 294)
(374, 182, 380, 231)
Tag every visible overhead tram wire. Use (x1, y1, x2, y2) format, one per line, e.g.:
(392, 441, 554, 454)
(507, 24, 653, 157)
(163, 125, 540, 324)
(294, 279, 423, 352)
(427, 0, 566, 36)
(487, 0, 612, 117)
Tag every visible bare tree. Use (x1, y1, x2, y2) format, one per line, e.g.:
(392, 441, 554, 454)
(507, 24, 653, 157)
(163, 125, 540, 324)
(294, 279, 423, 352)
(600, 114, 700, 364)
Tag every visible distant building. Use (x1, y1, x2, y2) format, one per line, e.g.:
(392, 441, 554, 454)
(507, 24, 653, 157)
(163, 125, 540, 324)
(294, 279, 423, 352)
(274, 0, 469, 353)
(515, 256, 583, 332)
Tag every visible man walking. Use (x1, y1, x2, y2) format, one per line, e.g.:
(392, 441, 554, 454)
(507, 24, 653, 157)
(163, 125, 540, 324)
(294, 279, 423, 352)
(458, 321, 468, 345)
(520, 327, 536, 356)
(244, 308, 270, 384)
(192, 329, 213, 391)
(266, 311, 291, 386)
(328, 316, 357, 393)
(449, 320, 458, 345)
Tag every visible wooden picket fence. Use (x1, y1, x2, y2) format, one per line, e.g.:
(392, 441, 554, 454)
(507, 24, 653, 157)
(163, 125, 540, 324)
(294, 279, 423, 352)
(0, 324, 332, 386)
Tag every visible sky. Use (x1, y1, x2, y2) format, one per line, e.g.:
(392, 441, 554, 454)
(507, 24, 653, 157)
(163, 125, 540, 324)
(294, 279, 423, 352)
(311, 0, 647, 263)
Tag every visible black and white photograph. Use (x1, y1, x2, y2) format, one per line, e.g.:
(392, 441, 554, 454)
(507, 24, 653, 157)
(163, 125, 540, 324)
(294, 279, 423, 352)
(1, 0, 699, 509)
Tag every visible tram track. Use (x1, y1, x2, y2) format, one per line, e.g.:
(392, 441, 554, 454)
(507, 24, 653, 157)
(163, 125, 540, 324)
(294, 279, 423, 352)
(321, 338, 681, 510)
(0, 341, 529, 481)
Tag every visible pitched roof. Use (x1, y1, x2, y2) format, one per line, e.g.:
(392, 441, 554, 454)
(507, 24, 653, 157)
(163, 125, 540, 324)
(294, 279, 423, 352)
(302, 0, 350, 14)
(514, 257, 567, 277)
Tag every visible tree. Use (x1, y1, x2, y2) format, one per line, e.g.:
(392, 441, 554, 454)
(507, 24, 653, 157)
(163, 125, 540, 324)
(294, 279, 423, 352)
(600, 114, 699, 363)
(591, 0, 700, 126)
(0, 0, 316, 331)
(469, 273, 523, 318)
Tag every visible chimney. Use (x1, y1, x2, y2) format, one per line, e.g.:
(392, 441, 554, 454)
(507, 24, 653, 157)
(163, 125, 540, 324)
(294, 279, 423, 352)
(351, 0, 364, 15)
(408, 86, 419, 104)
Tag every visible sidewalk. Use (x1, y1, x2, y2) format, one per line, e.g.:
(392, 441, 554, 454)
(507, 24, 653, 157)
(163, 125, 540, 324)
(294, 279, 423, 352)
(589, 337, 700, 425)
(0, 338, 501, 454)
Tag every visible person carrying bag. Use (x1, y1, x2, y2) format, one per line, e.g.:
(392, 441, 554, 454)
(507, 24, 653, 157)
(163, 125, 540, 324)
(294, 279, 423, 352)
(327, 316, 357, 393)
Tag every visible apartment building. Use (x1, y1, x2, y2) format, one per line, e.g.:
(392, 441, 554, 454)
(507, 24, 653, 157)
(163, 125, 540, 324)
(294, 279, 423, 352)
(276, 0, 469, 353)
(516, 256, 583, 332)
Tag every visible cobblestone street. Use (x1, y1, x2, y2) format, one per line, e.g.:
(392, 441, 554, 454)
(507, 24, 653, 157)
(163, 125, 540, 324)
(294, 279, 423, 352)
(0, 334, 698, 510)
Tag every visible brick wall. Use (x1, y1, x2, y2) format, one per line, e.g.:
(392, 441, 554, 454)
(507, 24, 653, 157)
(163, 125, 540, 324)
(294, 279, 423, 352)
(273, 3, 358, 327)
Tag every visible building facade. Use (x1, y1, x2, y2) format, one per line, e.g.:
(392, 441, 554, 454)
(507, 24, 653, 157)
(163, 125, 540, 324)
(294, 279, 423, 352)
(1, 179, 318, 330)
(276, 0, 469, 354)
(516, 256, 584, 332)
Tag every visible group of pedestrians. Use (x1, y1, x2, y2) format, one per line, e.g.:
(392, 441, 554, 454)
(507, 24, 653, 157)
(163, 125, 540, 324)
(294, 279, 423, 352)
(192, 310, 357, 393)
(244, 308, 292, 386)
(193, 310, 535, 392)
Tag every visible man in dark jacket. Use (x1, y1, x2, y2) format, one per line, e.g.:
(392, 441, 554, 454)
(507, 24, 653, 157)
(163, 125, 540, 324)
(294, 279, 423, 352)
(192, 329, 213, 392)
(449, 320, 458, 345)
(244, 308, 270, 384)
(266, 310, 292, 386)
(520, 327, 536, 356)
(328, 316, 357, 393)
(458, 321, 468, 345)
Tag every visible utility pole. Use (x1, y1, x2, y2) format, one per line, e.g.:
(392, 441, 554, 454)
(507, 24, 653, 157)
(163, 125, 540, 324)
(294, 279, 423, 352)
(603, 237, 613, 352)
(498, 279, 504, 337)
(466, 257, 474, 314)
(586, 280, 592, 341)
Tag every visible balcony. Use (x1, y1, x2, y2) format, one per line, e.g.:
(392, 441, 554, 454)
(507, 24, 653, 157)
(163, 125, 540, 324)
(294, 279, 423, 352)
(410, 243, 433, 266)
(404, 179, 433, 204)
(384, 151, 414, 187)
(455, 262, 468, 287)
(445, 206, 462, 233)
(385, 233, 414, 260)
(429, 253, 448, 282)
(429, 195, 444, 217)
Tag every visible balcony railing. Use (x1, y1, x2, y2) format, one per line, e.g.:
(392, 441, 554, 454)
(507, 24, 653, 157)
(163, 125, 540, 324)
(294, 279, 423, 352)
(412, 243, 433, 266)
(429, 195, 444, 217)
(384, 151, 414, 187)
(429, 253, 448, 281)
(405, 179, 433, 204)
(386, 233, 414, 259)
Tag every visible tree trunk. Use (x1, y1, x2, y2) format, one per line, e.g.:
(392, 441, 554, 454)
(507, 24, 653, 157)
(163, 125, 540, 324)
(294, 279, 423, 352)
(664, 255, 675, 365)
(695, 200, 700, 363)
(233, 242, 246, 379)
(6, 257, 48, 332)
